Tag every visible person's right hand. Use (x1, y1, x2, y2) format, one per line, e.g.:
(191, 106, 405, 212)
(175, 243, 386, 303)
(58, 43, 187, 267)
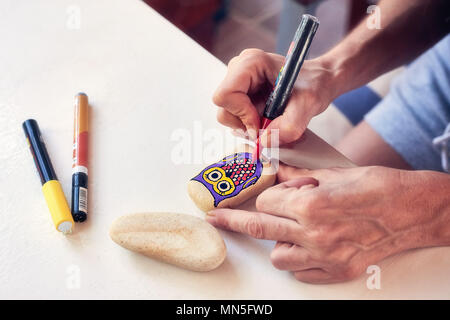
(213, 49, 339, 146)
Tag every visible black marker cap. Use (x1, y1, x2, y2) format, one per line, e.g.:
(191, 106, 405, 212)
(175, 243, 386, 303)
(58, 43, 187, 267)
(263, 14, 320, 120)
(22, 119, 57, 184)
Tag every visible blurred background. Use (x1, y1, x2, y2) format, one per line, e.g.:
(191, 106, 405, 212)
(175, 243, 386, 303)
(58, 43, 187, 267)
(142, 0, 376, 63)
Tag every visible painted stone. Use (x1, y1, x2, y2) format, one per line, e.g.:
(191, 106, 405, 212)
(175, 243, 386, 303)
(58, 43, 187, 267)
(188, 147, 276, 212)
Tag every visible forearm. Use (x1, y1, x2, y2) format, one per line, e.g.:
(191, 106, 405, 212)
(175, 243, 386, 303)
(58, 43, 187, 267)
(317, 0, 449, 96)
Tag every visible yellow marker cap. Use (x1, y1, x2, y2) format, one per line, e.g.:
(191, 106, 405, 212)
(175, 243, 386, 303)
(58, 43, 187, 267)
(42, 180, 74, 234)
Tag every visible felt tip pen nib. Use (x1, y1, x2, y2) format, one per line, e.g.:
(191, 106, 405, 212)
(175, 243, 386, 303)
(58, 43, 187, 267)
(252, 117, 272, 162)
(58, 221, 74, 235)
(252, 139, 260, 163)
(260, 117, 272, 131)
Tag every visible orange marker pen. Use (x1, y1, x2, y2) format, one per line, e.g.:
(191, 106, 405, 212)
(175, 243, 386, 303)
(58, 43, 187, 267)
(71, 93, 89, 222)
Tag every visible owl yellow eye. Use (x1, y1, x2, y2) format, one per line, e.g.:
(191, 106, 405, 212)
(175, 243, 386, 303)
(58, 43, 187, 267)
(203, 167, 235, 195)
(207, 170, 222, 182)
(217, 181, 231, 192)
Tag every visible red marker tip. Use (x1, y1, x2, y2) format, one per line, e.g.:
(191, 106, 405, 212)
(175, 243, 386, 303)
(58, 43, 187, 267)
(252, 117, 272, 163)
(260, 117, 272, 131)
(252, 138, 260, 163)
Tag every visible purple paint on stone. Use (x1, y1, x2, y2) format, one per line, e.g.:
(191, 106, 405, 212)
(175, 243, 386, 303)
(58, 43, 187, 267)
(191, 152, 263, 207)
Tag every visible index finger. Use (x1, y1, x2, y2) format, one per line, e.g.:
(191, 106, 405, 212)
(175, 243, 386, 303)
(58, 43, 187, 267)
(213, 69, 260, 133)
(206, 208, 302, 243)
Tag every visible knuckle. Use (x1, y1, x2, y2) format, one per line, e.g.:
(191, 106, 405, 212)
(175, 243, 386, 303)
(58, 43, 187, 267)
(284, 191, 301, 210)
(306, 227, 329, 247)
(295, 195, 318, 222)
(238, 113, 254, 128)
(293, 271, 301, 282)
(333, 246, 357, 266)
(239, 48, 264, 58)
(227, 56, 239, 66)
(247, 112, 261, 126)
(239, 49, 271, 69)
(244, 216, 265, 239)
(214, 213, 231, 229)
(212, 90, 226, 106)
(255, 191, 269, 212)
(270, 249, 284, 270)
(366, 165, 382, 175)
(283, 122, 304, 141)
(216, 109, 228, 125)
(273, 220, 289, 239)
(293, 271, 308, 283)
(340, 265, 362, 281)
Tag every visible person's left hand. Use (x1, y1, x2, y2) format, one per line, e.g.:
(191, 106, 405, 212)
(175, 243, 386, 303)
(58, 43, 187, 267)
(206, 164, 449, 283)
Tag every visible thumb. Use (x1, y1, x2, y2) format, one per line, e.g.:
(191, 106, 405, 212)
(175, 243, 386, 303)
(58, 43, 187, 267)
(259, 103, 310, 147)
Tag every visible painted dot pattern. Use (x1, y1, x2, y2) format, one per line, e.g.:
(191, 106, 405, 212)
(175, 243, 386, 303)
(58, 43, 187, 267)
(221, 157, 257, 186)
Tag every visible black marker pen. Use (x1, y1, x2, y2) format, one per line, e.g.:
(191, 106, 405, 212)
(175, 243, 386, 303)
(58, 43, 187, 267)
(254, 14, 320, 160)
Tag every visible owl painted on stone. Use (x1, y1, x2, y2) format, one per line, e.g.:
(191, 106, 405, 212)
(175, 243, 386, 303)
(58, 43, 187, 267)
(191, 152, 263, 207)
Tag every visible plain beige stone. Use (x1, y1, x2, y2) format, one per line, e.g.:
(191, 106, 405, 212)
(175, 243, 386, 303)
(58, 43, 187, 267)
(109, 212, 226, 272)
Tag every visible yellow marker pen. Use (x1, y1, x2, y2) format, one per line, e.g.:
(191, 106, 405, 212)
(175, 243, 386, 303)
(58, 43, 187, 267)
(23, 119, 74, 234)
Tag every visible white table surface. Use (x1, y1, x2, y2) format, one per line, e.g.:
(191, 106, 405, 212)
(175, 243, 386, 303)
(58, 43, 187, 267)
(1, 0, 449, 299)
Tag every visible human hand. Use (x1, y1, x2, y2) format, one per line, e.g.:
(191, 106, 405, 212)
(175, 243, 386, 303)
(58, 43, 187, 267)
(212, 49, 338, 146)
(206, 164, 450, 283)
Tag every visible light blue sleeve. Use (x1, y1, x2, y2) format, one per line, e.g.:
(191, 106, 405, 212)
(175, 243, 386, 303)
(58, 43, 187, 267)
(365, 35, 450, 171)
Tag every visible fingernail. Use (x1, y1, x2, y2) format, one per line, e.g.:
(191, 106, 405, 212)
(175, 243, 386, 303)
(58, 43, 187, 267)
(261, 129, 281, 148)
(247, 128, 258, 142)
(299, 184, 317, 190)
(205, 214, 216, 225)
(284, 177, 319, 188)
(259, 131, 269, 147)
(206, 211, 216, 217)
(231, 128, 246, 138)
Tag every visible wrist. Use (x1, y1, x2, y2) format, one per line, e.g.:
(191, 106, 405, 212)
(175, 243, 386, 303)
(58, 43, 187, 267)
(402, 170, 450, 249)
(314, 53, 353, 99)
(423, 171, 450, 247)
